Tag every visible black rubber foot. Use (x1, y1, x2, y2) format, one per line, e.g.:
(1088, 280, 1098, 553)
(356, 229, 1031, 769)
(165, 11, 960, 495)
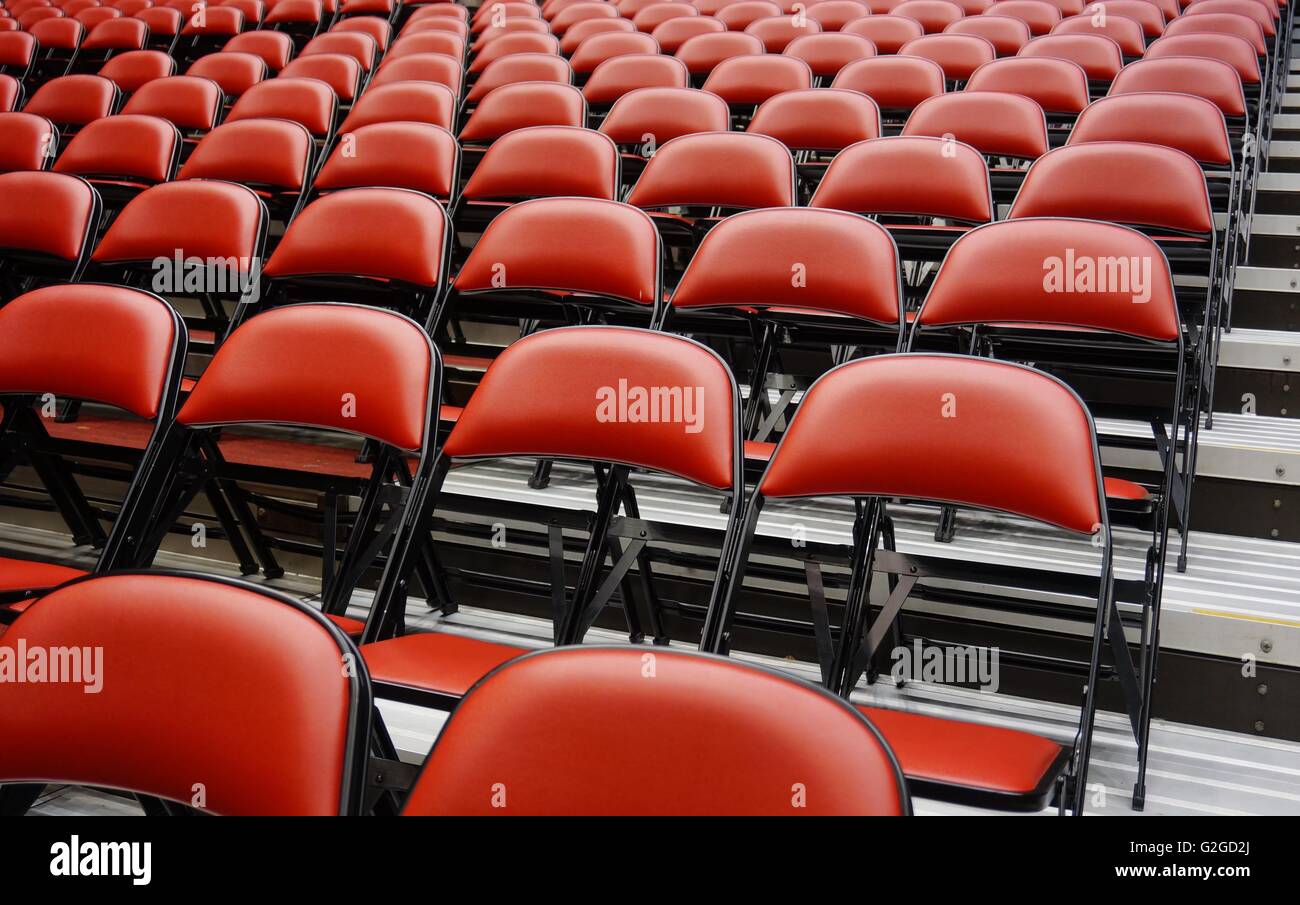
(1131, 783, 1146, 811)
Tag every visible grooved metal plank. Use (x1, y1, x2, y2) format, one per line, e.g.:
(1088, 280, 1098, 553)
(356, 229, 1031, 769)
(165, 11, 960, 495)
(1218, 328, 1300, 371)
(1247, 213, 1300, 236)
(1259, 172, 1300, 192)
(420, 457, 1300, 661)
(1096, 413, 1300, 485)
(1236, 266, 1300, 293)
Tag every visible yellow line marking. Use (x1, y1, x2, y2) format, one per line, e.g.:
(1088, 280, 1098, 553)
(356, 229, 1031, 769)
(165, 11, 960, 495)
(1192, 608, 1300, 629)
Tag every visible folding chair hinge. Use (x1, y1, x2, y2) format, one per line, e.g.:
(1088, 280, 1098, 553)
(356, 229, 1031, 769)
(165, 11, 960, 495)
(368, 757, 419, 794)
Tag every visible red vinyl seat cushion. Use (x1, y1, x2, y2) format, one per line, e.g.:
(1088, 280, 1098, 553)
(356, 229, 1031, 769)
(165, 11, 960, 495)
(325, 612, 365, 637)
(858, 705, 1065, 797)
(0, 557, 87, 596)
(361, 632, 527, 696)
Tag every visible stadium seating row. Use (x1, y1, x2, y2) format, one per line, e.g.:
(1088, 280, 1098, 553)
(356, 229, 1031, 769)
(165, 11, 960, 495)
(0, 282, 1125, 813)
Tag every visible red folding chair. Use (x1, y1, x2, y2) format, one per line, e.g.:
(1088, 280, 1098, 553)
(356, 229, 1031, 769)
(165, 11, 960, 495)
(714, 351, 1115, 812)
(401, 647, 910, 815)
(0, 283, 184, 617)
(0, 572, 370, 815)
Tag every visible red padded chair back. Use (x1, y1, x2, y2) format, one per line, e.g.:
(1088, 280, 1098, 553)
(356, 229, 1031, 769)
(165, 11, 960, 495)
(279, 54, 363, 102)
(225, 77, 336, 137)
(332, 14, 393, 51)
(53, 113, 181, 184)
(1144, 32, 1260, 83)
(1018, 33, 1124, 81)
(134, 7, 184, 38)
(24, 74, 118, 126)
(1052, 13, 1146, 56)
(675, 30, 764, 74)
(305, 30, 379, 68)
(222, 28, 294, 69)
(0, 111, 56, 172)
(340, 81, 457, 131)
(811, 135, 992, 222)
(263, 187, 450, 288)
(471, 31, 561, 73)
(1108, 56, 1247, 118)
(99, 49, 177, 94)
(891, 0, 964, 32)
(635, 3, 700, 33)
(782, 32, 876, 78)
(181, 4, 245, 35)
(402, 646, 910, 816)
(652, 15, 726, 53)
(178, 303, 436, 451)
(1010, 141, 1214, 234)
(964, 56, 1089, 114)
(901, 33, 996, 80)
(1184, 0, 1275, 37)
(30, 17, 85, 50)
(92, 179, 264, 265)
(466, 52, 571, 101)
(444, 326, 738, 489)
(81, 16, 149, 50)
(560, 17, 632, 55)
(747, 87, 880, 152)
(830, 55, 945, 110)
(903, 90, 1048, 158)
(0, 283, 180, 418)
(459, 82, 586, 142)
(120, 74, 223, 130)
(671, 207, 902, 326)
(570, 30, 659, 73)
(842, 14, 925, 52)
(598, 85, 729, 143)
(701, 53, 813, 104)
(0, 75, 20, 114)
(551, 0, 619, 34)
(985, 0, 1061, 34)
(627, 130, 795, 209)
(582, 53, 691, 104)
(944, 14, 1031, 55)
(1163, 14, 1268, 55)
(178, 118, 313, 190)
(462, 125, 619, 201)
(0, 170, 100, 262)
(918, 217, 1180, 341)
(745, 14, 822, 52)
(0, 572, 368, 815)
(1094, 0, 1165, 36)
(471, 18, 551, 52)
(314, 121, 458, 199)
(805, 0, 873, 30)
(455, 196, 660, 306)
(760, 353, 1105, 534)
(1069, 92, 1233, 166)
(387, 30, 465, 62)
